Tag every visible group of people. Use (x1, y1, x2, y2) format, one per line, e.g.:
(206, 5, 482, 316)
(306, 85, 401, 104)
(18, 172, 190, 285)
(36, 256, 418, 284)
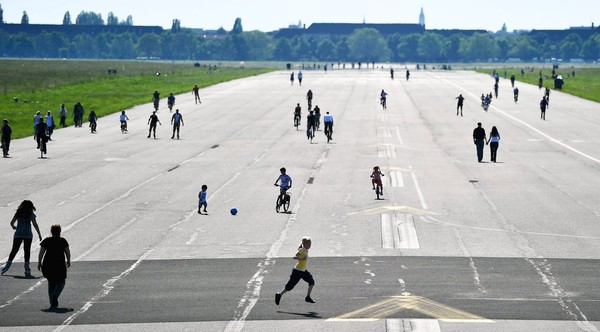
(290, 71, 303, 86)
(1, 200, 70, 310)
(473, 122, 501, 163)
(294, 90, 334, 143)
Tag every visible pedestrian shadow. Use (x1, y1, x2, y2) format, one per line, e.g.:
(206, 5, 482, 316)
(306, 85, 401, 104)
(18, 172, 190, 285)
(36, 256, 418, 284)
(277, 310, 321, 318)
(13, 275, 43, 280)
(41, 307, 75, 314)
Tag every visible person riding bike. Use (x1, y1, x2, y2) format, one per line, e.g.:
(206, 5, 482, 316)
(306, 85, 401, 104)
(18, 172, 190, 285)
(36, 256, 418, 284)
(306, 90, 313, 110)
(323, 111, 333, 140)
(370, 166, 384, 195)
(274, 167, 292, 203)
(119, 111, 129, 133)
(380, 89, 388, 109)
(294, 103, 302, 127)
(313, 105, 321, 130)
(306, 111, 316, 142)
(35, 117, 49, 154)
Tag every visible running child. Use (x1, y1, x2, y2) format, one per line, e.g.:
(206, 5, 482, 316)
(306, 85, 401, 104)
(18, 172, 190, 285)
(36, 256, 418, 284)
(275, 237, 315, 305)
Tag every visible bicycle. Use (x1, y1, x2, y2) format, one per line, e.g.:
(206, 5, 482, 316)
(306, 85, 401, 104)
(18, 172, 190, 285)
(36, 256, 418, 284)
(294, 113, 301, 130)
(307, 99, 312, 111)
(39, 138, 47, 159)
(324, 123, 333, 143)
(307, 125, 315, 143)
(274, 184, 291, 213)
(380, 97, 387, 110)
(120, 121, 128, 133)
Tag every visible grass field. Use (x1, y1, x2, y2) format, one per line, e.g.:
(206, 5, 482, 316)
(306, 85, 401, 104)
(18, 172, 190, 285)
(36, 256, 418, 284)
(476, 66, 600, 103)
(0, 59, 276, 139)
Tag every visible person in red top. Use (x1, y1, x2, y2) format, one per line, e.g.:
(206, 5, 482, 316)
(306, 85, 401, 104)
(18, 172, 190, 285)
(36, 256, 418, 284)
(371, 166, 384, 195)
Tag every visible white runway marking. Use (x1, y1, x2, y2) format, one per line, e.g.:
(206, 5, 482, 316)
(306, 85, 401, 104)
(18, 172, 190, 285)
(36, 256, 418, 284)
(389, 170, 404, 187)
(381, 213, 420, 249)
(386, 319, 441, 332)
(409, 166, 428, 210)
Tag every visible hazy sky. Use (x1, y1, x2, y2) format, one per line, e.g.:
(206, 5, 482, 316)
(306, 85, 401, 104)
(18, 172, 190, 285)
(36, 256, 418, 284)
(2, 0, 599, 32)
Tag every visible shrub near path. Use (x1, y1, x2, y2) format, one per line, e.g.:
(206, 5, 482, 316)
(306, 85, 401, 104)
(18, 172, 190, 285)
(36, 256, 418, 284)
(0, 59, 274, 139)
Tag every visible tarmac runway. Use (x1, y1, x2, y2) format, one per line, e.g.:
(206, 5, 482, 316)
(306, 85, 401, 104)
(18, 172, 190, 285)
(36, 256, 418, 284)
(1, 67, 599, 331)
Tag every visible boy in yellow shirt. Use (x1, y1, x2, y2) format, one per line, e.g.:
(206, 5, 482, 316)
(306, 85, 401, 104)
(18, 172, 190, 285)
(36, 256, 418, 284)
(275, 237, 315, 305)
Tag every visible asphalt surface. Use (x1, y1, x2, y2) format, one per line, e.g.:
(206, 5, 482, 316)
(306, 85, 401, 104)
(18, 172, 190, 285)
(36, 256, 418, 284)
(1, 67, 599, 332)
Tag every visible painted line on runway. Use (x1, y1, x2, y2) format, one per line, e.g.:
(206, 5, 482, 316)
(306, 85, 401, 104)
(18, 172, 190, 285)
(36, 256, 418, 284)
(434, 72, 600, 165)
(377, 145, 397, 158)
(409, 166, 428, 210)
(381, 213, 420, 249)
(395, 126, 404, 145)
(54, 249, 154, 332)
(386, 319, 441, 332)
(74, 217, 138, 261)
(377, 127, 391, 138)
(389, 170, 404, 187)
(377, 114, 389, 122)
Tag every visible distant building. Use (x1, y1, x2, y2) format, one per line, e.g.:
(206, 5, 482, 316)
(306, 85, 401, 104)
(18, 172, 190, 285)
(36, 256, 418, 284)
(419, 8, 425, 28)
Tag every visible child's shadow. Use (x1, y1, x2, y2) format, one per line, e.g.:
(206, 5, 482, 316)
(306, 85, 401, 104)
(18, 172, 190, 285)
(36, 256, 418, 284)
(277, 310, 321, 318)
(41, 307, 75, 314)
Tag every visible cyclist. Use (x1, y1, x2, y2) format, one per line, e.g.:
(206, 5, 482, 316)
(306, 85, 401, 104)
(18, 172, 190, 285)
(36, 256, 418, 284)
(152, 90, 160, 111)
(120, 111, 129, 133)
(323, 111, 333, 140)
(380, 89, 388, 109)
(274, 167, 292, 203)
(306, 110, 316, 142)
(513, 87, 519, 103)
(313, 105, 321, 131)
(306, 90, 313, 110)
(294, 103, 302, 127)
(88, 110, 97, 133)
(370, 166, 384, 195)
(167, 92, 175, 111)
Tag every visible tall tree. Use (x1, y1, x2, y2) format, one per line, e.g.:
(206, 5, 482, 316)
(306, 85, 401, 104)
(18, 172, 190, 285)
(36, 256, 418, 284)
(137, 33, 162, 57)
(21, 11, 29, 24)
(347, 28, 390, 62)
(107, 12, 119, 25)
(231, 18, 243, 34)
(273, 38, 292, 61)
(63, 11, 72, 25)
(123, 15, 133, 26)
(76, 11, 104, 25)
(0, 4, 4, 24)
(171, 19, 181, 33)
(417, 32, 445, 61)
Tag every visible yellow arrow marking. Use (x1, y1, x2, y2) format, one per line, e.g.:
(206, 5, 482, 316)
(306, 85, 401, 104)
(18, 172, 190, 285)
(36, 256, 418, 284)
(331, 295, 489, 321)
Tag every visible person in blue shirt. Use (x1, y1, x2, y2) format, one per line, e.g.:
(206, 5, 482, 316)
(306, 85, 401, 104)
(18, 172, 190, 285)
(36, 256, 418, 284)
(198, 185, 208, 214)
(167, 92, 176, 111)
(274, 167, 292, 202)
(171, 109, 184, 139)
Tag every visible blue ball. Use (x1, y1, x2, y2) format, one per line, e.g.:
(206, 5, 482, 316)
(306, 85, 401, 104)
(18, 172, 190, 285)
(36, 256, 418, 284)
(230, 208, 238, 215)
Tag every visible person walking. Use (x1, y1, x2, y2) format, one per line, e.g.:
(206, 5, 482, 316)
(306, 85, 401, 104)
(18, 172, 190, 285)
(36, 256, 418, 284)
(38, 224, 70, 310)
(147, 111, 161, 139)
(88, 110, 97, 133)
(1, 119, 12, 158)
(192, 85, 201, 104)
(33, 111, 42, 141)
(198, 185, 208, 214)
(290, 72, 295, 85)
(1, 200, 42, 278)
(473, 122, 486, 163)
(456, 94, 465, 116)
(171, 109, 184, 139)
(275, 237, 315, 305)
(59, 104, 67, 127)
(46, 111, 55, 140)
(540, 97, 548, 120)
(486, 126, 501, 162)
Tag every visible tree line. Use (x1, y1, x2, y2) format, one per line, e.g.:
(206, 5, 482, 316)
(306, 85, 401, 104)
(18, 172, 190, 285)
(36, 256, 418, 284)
(1, 8, 599, 62)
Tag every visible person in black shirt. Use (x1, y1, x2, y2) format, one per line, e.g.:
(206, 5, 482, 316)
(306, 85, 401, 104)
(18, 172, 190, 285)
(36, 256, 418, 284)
(456, 94, 464, 116)
(147, 111, 161, 139)
(1, 119, 12, 157)
(38, 224, 70, 310)
(473, 122, 486, 162)
(306, 111, 316, 142)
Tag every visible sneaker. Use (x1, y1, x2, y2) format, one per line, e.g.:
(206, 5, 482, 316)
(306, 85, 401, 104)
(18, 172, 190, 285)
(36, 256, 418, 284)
(305, 296, 315, 303)
(275, 293, 281, 305)
(203, 209, 207, 213)
(25, 271, 32, 278)
(198, 209, 202, 214)
(1, 261, 11, 275)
